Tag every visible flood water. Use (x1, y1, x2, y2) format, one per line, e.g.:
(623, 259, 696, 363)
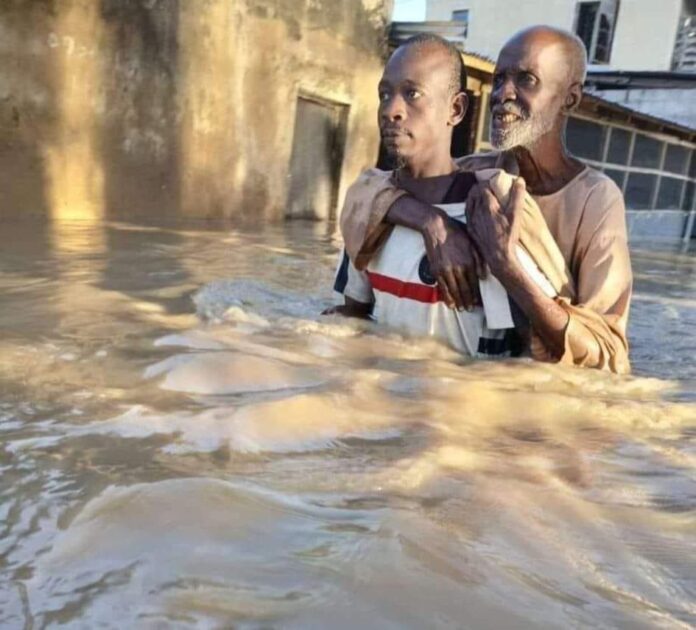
(1, 219, 695, 628)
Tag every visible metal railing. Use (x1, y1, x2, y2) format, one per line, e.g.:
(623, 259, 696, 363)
(672, 14, 696, 72)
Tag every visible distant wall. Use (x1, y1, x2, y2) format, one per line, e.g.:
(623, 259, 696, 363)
(610, 0, 682, 71)
(426, 0, 575, 61)
(425, 0, 682, 71)
(0, 0, 392, 221)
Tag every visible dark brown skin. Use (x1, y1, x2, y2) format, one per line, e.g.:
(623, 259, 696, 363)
(389, 27, 586, 359)
(466, 27, 585, 359)
(377, 43, 467, 177)
(378, 43, 482, 311)
(325, 41, 476, 318)
(489, 28, 585, 195)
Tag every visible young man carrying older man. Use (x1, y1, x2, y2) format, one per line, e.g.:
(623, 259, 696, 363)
(333, 26, 632, 374)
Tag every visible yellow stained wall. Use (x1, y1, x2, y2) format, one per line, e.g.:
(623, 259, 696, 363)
(0, 0, 392, 221)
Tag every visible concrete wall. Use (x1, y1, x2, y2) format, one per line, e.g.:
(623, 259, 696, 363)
(0, 0, 392, 221)
(426, 0, 576, 60)
(610, 0, 682, 70)
(425, 0, 682, 71)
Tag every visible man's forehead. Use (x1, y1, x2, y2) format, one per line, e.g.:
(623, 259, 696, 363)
(381, 44, 451, 84)
(496, 33, 567, 75)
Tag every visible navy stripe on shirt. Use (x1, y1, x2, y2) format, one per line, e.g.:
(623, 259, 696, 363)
(477, 335, 511, 356)
(334, 250, 350, 294)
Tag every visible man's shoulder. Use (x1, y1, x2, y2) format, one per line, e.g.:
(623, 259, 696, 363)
(568, 166, 628, 240)
(350, 167, 394, 187)
(570, 166, 625, 212)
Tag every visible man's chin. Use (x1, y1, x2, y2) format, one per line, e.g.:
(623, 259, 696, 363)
(383, 146, 409, 168)
(491, 136, 518, 151)
(491, 126, 520, 151)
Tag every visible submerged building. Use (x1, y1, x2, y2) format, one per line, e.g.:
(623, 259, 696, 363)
(0, 0, 393, 223)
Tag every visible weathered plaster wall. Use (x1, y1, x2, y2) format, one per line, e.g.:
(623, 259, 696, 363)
(0, 0, 391, 221)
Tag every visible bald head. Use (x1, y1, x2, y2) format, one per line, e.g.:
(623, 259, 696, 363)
(489, 25, 586, 151)
(395, 33, 467, 97)
(504, 25, 588, 87)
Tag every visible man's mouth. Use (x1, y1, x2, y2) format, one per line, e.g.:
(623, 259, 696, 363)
(381, 127, 409, 138)
(492, 111, 523, 126)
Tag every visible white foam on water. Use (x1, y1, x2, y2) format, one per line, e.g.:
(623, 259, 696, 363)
(85, 372, 408, 454)
(144, 352, 329, 396)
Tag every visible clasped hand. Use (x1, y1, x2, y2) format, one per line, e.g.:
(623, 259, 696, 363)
(420, 177, 526, 310)
(465, 177, 526, 280)
(421, 210, 483, 311)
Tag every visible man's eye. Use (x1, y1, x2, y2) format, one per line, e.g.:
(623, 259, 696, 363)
(406, 89, 422, 100)
(519, 73, 537, 86)
(492, 74, 504, 87)
(378, 91, 391, 102)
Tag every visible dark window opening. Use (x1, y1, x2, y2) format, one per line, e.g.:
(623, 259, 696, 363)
(576, 2, 600, 57)
(451, 9, 469, 37)
(607, 127, 631, 165)
(575, 0, 619, 64)
(604, 168, 626, 189)
(664, 144, 689, 174)
(625, 173, 657, 209)
(656, 177, 685, 209)
(631, 134, 663, 169)
(566, 117, 605, 161)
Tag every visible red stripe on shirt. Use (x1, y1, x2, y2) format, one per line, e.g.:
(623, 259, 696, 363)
(367, 271, 443, 304)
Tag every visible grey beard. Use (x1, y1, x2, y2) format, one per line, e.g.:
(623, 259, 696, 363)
(491, 113, 555, 151)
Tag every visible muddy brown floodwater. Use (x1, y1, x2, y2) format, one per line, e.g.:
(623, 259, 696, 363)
(1, 219, 695, 628)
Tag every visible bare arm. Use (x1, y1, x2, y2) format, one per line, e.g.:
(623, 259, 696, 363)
(338, 168, 485, 311)
(384, 196, 483, 311)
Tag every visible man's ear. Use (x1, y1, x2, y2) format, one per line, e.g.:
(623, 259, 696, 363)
(449, 91, 468, 126)
(563, 82, 583, 114)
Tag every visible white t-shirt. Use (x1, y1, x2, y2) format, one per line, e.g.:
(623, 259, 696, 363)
(333, 201, 556, 357)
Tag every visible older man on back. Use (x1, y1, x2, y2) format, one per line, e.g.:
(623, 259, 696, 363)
(340, 25, 632, 374)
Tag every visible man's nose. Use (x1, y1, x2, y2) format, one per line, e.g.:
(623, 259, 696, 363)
(492, 76, 516, 104)
(381, 94, 406, 122)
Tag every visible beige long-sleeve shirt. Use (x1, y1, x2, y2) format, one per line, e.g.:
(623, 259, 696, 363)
(339, 153, 633, 374)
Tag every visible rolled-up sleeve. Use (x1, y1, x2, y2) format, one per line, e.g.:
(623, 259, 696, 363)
(339, 169, 406, 270)
(339, 156, 497, 270)
(543, 184, 632, 374)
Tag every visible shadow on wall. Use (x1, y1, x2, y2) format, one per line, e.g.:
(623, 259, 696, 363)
(0, 1, 56, 265)
(1, 0, 390, 224)
(98, 0, 180, 220)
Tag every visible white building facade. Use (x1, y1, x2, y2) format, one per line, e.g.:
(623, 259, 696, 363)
(425, 0, 694, 71)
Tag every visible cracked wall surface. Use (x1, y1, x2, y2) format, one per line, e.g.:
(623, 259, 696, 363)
(0, 0, 392, 221)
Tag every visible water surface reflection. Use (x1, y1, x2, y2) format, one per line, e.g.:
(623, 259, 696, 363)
(0, 220, 694, 628)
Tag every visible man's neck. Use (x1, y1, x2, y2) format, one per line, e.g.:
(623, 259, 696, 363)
(402, 150, 455, 179)
(510, 132, 585, 196)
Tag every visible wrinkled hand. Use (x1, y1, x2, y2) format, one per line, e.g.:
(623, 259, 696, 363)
(465, 178, 526, 278)
(421, 210, 484, 311)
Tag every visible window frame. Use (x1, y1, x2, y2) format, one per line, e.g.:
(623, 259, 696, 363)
(568, 114, 696, 212)
(574, 0, 620, 65)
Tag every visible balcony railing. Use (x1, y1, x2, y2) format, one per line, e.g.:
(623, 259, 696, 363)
(673, 14, 696, 72)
